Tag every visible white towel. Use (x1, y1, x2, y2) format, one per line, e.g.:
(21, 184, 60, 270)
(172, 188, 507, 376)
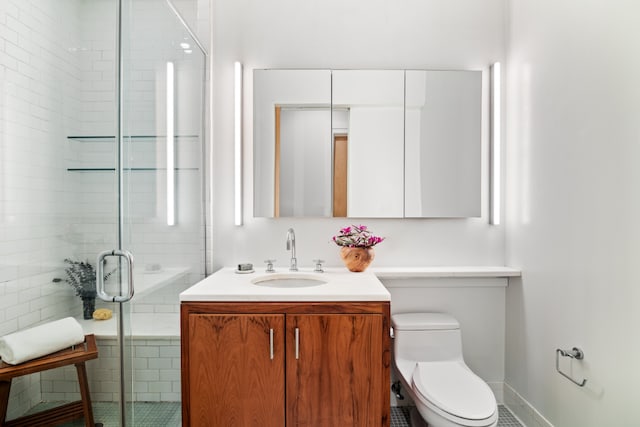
(0, 317, 85, 365)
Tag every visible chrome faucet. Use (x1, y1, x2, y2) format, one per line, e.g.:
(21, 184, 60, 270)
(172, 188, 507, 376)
(286, 228, 298, 271)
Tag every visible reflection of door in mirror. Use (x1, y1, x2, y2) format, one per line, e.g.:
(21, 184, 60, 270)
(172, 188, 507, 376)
(332, 70, 405, 218)
(333, 134, 348, 217)
(275, 106, 332, 217)
(253, 69, 332, 218)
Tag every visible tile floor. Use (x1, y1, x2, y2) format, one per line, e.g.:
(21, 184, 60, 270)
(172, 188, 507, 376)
(27, 402, 523, 426)
(26, 401, 181, 427)
(391, 405, 523, 427)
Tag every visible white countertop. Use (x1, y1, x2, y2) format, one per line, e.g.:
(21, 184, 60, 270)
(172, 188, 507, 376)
(179, 267, 391, 302)
(371, 266, 521, 279)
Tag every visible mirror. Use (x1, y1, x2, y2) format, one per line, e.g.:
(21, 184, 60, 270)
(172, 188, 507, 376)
(332, 70, 405, 217)
(253, 70, 331, 217)
(405, 70, 482, 217)
(253, 69, 482, 218)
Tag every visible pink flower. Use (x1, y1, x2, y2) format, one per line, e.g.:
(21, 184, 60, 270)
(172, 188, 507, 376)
(331, 225, 384, 248)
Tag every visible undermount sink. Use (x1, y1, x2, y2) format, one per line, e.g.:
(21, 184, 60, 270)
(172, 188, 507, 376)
(251, 273, 327, 288)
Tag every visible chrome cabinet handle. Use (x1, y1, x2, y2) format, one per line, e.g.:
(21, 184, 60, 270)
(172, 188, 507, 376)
(96, 249, 135, 303)
(269, 328, 274, 360)
(295, 328, 299, 359)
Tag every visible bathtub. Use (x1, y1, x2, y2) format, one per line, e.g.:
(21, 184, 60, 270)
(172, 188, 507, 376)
(41, 268, 191, 403)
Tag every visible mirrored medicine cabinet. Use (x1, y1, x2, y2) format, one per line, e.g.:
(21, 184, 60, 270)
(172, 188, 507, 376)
(253, 68, 482, 218)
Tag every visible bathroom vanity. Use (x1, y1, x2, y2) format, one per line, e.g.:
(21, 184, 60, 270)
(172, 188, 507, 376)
(179, 268, 391, 427)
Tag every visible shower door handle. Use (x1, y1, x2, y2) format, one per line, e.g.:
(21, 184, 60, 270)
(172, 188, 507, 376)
(96, 249, 135, 303)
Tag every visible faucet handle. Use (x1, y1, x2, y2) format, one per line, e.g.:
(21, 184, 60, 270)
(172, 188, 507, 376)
(264, 259, 276, 273)
(312, 259, 325, 273)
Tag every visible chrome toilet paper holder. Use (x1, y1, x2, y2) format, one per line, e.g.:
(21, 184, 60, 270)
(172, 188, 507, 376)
(555, 347, 587, 387)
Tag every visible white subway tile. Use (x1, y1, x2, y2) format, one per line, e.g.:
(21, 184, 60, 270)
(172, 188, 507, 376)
(148, 381, 172, 393)
(160, 392, 181, 402)
(133, 382, 148, 393)
(135, 369, 160, 382)
(148, 358, 172, 370)
(135, 346, 160, 358)
(135, 392, 160, 402)
(159, 346, 180, 358)
(17, 310, 41, 329)
(159, 370, 180, 382)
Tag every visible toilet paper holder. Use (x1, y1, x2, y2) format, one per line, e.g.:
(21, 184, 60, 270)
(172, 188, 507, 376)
(555, 347, 587, 387)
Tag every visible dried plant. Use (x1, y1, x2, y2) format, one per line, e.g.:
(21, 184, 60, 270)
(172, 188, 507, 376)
(55, 259, 114, 298)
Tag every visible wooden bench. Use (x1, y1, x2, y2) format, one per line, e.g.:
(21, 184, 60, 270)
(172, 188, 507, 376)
(0, 334, 98, 427)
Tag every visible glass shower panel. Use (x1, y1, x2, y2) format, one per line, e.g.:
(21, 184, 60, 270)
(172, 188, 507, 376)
(120, 0, 206, 425)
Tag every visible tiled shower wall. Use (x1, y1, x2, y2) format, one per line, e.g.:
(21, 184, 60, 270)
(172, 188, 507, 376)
(67, 0, 206, 286)
(1, 0, 206, 418)
(41, 337, 182, 403)
(1, 0, 84, 417)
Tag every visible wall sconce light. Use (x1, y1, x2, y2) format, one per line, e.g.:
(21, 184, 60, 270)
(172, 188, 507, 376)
(166, 61, 175, 226)
(490, 62, 501, 226)
(234, 61, 243, 226)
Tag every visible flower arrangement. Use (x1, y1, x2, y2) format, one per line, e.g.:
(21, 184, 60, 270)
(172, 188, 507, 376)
(332, 225, 384, 248)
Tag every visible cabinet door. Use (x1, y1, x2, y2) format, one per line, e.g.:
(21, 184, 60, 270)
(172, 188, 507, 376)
(187, 314, 285, 426)
(286, 314, 384, 426)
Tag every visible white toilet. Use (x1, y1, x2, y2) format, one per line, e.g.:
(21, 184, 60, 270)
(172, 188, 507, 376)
(391, 313, 498, 427)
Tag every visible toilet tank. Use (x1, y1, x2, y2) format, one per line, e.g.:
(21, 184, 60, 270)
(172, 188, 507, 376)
(392, 313, 464, 362)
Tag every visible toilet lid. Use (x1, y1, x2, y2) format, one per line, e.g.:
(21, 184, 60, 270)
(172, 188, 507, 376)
(412, 361, 496, 422)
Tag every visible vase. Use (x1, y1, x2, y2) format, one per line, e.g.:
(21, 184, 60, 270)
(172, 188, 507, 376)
(340, 247, 375, 272)
(81, 296, 95, 320)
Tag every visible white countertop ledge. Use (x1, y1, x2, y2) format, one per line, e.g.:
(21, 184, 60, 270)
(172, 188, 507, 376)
(180, 267, 391, 302)
(370, 266, 521, 279)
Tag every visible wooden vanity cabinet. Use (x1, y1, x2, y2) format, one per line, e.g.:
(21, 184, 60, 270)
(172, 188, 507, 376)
(185, 313, 286, 426)
(181, 302, 390, 427)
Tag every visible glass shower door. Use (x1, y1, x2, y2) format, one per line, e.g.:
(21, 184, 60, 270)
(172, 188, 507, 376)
(100, 0, 207, 425)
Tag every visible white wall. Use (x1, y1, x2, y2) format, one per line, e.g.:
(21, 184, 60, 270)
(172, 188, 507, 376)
(505, 1, 640, 426)
(211, 0, 507, 270)
(385, 278, 507, 404)
(0, 0, 83, 416)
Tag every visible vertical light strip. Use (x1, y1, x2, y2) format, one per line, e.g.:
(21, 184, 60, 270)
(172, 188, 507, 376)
(490, 62, 501, 225)
(234, 61, 243, 226)
(166, 61, 175, 226)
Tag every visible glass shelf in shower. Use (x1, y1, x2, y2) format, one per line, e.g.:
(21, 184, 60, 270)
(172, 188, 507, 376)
(66, 167, 200, 172)
(67, 135, 200, 142)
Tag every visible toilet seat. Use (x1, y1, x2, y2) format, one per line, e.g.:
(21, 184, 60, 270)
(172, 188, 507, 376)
(411, 361, 498, 427)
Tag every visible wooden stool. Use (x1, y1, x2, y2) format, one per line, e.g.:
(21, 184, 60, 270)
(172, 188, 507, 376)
(0, 334, 99, 427)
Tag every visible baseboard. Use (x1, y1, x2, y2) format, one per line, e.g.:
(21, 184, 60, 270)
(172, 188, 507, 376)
(504, 382, 554, 427)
